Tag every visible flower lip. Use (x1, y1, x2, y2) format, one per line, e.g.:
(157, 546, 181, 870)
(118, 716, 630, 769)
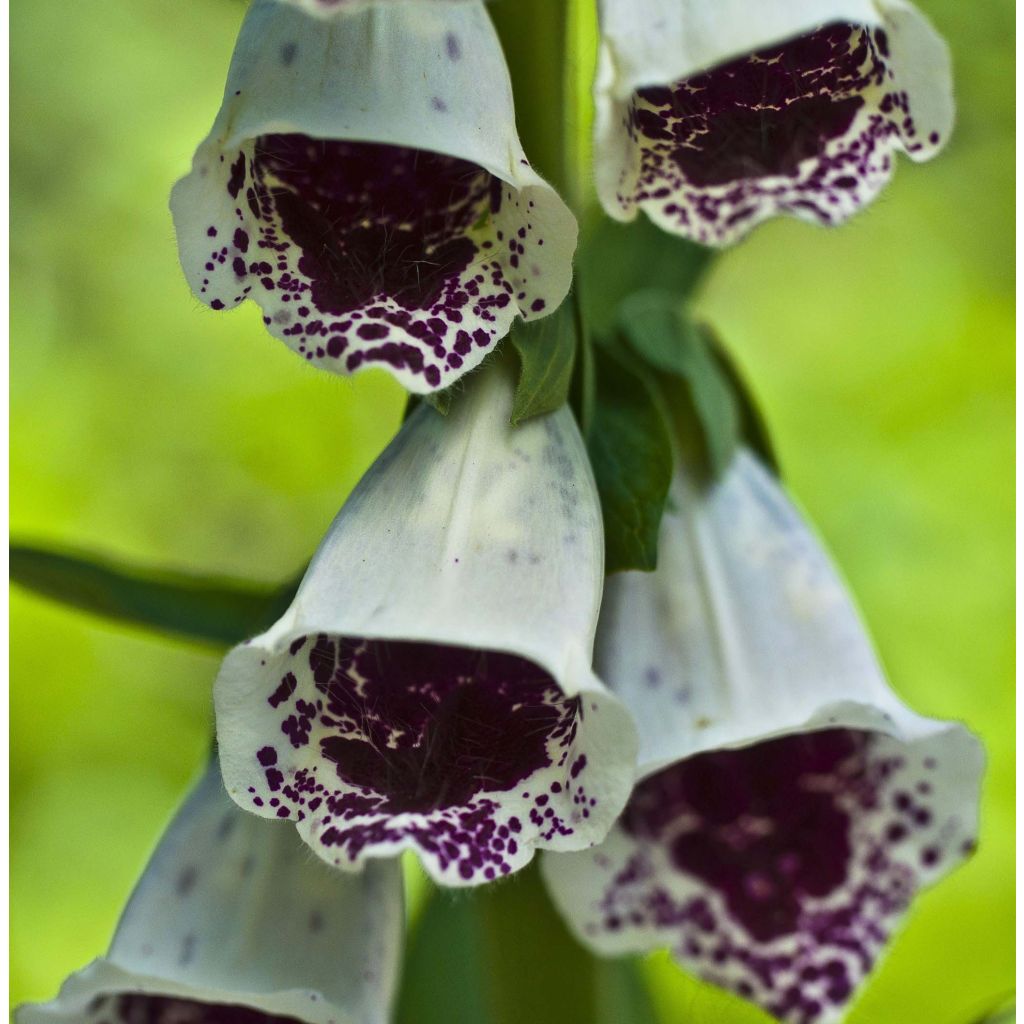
(171, 0, 577, 392)
(215, 134, 511, 391)
(595, 1, 953, 245)
(551, 720, 981, 1024)
(231, 633, 601, 883)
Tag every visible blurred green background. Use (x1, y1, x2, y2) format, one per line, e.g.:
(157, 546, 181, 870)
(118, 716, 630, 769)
(11, 0, 1013, 1021)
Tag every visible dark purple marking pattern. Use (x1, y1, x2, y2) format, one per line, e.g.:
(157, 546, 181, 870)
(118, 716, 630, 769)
(619, 25, 939, 244)
(190, 135, 549, 392)
(247, 636, 599, 883)
(584, 730, 974, 1024)
(84, 995, 301, 1024)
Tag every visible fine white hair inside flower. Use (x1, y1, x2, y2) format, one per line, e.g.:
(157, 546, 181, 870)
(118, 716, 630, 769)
(184, 137, 544, 391)
(223, 634, 604, 885)
(171, 0, 576, 392)
(599, 6, 952, 245)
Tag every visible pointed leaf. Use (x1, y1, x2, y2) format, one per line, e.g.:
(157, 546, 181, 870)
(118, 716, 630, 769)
(588, 343, 673, 573)
(578, 215, 712, 336)
(704, 330, 781, 476)
(510, 300, 578, 424)
(10, 543, 294, 647)
(618, 291, 740, 479)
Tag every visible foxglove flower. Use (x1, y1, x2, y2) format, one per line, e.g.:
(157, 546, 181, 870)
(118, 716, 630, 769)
(595, 0, 953, 246)
(215, 363, 638, 886)
(543, 450, 982, 1024)
(171, 0, 576, 393)
(17, 765, 403, 1024)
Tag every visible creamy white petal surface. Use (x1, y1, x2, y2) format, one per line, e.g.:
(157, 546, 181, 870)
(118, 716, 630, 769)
(216, 363, 637, 886)
(281, 0, 472, 16)
(543, 451, 982, 1024)
(595, 0, 953, 245)
(17, 765, 403, 1024)
(171, 0, 576, 393)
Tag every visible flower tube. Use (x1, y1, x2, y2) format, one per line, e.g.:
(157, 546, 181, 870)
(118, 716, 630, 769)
(542, 450, 982, 1024)
(281, 0, 472, 17)
(215, 362, 638, 886)
(595, 0, 953, 246)
(17, 764, 403, 1024)
(171, 0, 577, 393)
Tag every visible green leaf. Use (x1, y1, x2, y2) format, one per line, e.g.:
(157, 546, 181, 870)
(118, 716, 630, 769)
(509, 300, 578, 424)
(594, 958, 661, 1024)
(396, 863, 656, 1024)
(704, 331, 781, 476)
(424, 387, 453, 416)
(618, 291, 741, 479)
(969, 996, 1016, 1024)
(9, 542, 293, 647)
(588, 343, 674, 573)
(977, 1012, 1016, 1024)
(577, 215, 713, 337)
(395, 887, 490, 1024)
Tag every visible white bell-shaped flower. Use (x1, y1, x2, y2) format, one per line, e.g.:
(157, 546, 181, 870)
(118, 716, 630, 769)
(595, 0, 953, 246)
(215, 361, 638, 886)
(171, 0, 577, 393)
(17, 765, 403, 1024)
(543, 450, 982, 1024)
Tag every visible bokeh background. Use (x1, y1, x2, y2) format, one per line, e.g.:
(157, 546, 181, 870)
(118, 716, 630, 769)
(11, 0, 1014, 1020)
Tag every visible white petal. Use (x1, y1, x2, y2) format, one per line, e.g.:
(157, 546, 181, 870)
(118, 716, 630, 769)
(280, 0, 473, 19)
(595, 0, 953, 245)
(596, 450, 953, 771)
(16, 765, 403, 1024)
(215, 362, 638, 885)
(542, 450, 982, 1024)
(171, 0, 576, 393)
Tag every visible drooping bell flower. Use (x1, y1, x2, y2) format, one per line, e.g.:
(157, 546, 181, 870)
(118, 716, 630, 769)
(171, 0, 577, 393)
(17, 764, 403, 1024)
(594, 0, 953, 246)
(542, 450, 982, 1024)
(215, 361, 638, 886)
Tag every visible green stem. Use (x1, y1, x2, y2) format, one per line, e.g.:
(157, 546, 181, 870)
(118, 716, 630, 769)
(488, 0, 570, 199)
(564, 0, 599, 216)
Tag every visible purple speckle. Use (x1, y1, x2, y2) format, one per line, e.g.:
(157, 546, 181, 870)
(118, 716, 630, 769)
(614, 24, 943, 245)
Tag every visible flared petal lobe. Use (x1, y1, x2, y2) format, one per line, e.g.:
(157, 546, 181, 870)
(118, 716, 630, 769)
(171, 0, 575, 393)
(543, 451, 982, 1024)
(17, 765, 403, 1024)
(595, 0, 953, 245)
(215, 364, 638, 885)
